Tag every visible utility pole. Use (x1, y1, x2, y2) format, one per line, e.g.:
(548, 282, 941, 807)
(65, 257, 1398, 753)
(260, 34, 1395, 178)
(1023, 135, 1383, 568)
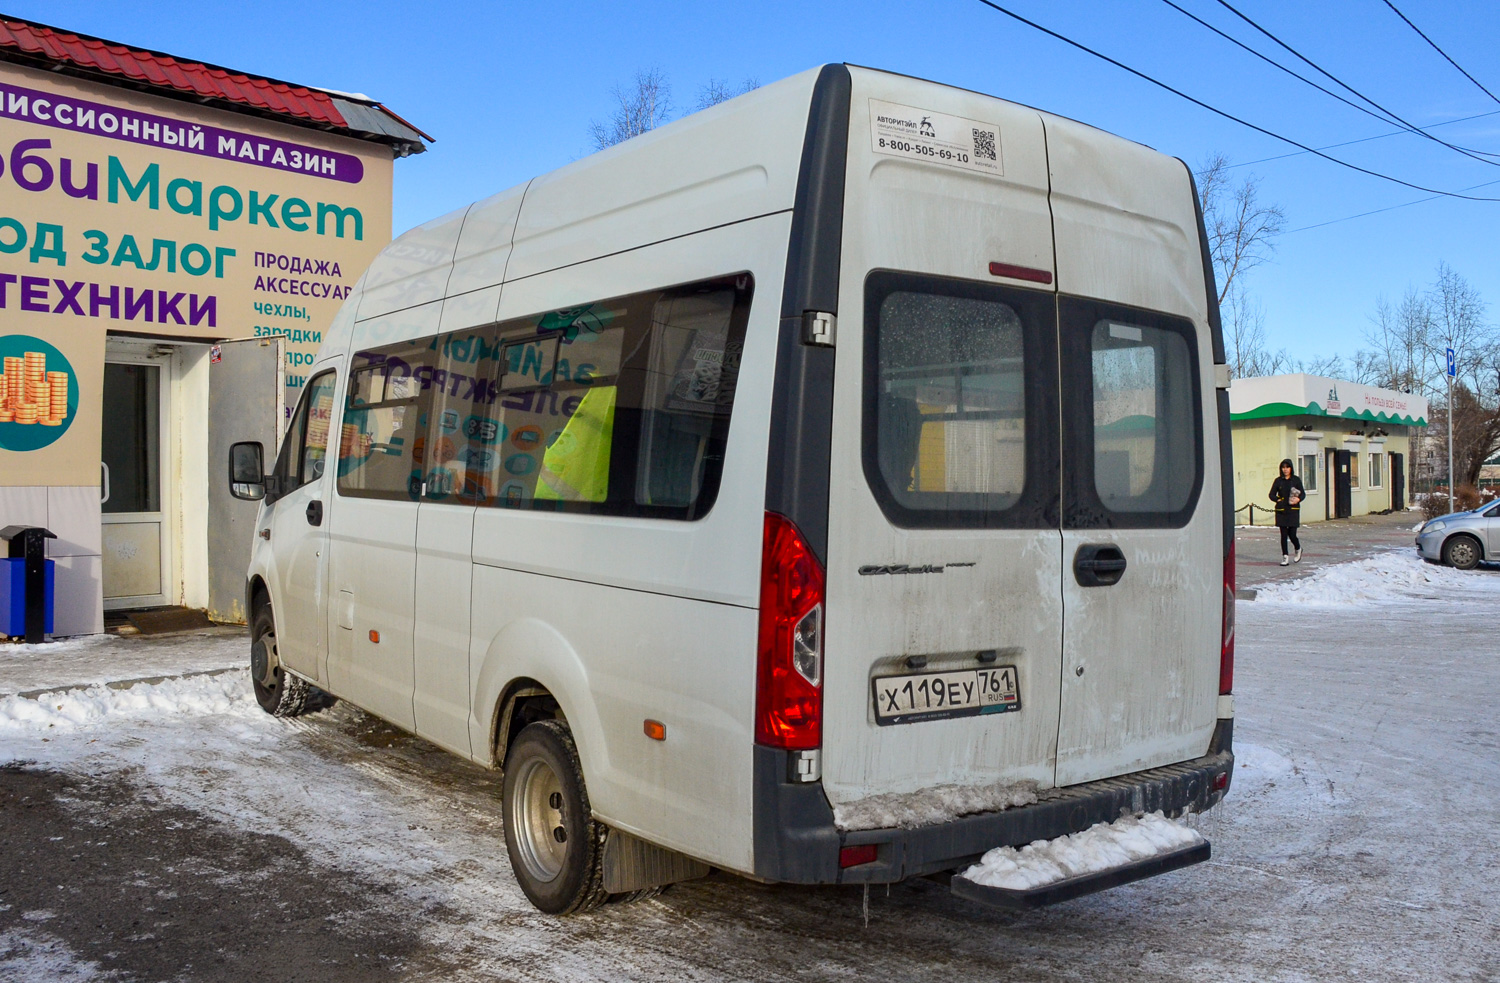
(1446, 346, 1457, 513)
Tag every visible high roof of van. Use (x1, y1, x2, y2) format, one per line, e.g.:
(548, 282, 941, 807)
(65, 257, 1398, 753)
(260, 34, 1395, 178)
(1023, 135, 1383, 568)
(344, 64, 1189, 334)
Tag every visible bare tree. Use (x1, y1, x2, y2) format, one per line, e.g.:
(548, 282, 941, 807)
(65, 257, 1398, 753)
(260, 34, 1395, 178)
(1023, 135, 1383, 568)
(1303, 353, 1347, 378)
(1196, 154, 1288, 378)
(590, 69, 674, 150)
(1221, 279, 1294, 378)
(1360, 289, 1432, 394)
(1196, 153, 1287, 306)
(696, 77, 760, 111)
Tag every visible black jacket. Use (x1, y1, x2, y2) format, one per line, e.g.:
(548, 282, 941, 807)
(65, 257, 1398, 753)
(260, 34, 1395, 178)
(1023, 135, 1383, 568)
(1269, 475, 1305, 528)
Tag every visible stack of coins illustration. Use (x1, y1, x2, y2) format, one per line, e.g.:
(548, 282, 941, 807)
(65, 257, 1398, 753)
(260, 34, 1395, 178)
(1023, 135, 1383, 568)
(0, 350, 68, 425)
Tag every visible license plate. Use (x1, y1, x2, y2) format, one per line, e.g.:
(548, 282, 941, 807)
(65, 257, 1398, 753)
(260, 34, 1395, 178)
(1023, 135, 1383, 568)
(872, 666, 1021, 725)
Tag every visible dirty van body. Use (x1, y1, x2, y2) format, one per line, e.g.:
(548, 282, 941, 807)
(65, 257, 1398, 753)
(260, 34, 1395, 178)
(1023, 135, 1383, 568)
(229, 63, 1235, 915)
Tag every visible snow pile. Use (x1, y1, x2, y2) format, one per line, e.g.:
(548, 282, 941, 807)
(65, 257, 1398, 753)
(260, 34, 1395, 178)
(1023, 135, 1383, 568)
(833, 780, 1039, 831)
(1252, 549, 1497, 605)
(959, 811, 1203, 891)
(0, 670, 252, 737)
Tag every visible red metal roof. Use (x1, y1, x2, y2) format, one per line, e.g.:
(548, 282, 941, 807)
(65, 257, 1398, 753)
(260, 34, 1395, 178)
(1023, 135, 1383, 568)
(0, 16, 348, 128)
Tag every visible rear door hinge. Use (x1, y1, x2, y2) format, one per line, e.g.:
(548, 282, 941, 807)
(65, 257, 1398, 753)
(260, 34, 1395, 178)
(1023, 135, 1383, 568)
(1214, 364, 1232, 390)
(803, 311, 836, 347)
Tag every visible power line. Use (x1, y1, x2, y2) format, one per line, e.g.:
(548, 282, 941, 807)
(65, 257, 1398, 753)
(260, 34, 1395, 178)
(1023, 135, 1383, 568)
(1160, 0, 1466, 149)
(1282, 178, 1500, 234)
(1381, 0, 1500, 108)
(1232, 109, 1500, 168)
(968, 0, 1500, 201)
(1213, 0, 1500, 167)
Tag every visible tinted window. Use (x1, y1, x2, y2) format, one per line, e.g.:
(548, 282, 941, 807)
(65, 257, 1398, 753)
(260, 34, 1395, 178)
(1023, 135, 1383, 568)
(1060, 297, 1202, 528)
(863, 271, 1060, 529)
(337, 341, 438, 501)
(1090, 320, 1195, 514)
(486, 274, 751, 519)
(334, 273, 752, 520)
(275, 369, 337, 495)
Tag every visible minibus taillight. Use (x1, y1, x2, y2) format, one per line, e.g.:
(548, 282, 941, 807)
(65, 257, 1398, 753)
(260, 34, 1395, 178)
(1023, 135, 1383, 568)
(1221, 541, 1235, 695)
(755, 512, 825, 750)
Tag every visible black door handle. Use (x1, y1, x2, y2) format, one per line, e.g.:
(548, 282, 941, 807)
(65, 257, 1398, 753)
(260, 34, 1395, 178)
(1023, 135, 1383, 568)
(1074, 544, 1126, 587)
(306, 500, 323, 526)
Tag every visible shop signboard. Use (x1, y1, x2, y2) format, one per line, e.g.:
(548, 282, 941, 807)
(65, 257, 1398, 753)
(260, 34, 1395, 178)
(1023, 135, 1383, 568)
(0, 60, 393, 485)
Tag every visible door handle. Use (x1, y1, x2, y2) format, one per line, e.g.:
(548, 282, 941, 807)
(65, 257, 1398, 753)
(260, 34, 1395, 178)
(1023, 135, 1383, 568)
(306, 500, 323, 526)
(1074, 544, 1127, 587)
(100, 461, 111, 504)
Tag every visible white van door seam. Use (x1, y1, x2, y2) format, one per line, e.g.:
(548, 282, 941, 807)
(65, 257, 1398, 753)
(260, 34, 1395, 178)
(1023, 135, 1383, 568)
(470, 558, 756, 610)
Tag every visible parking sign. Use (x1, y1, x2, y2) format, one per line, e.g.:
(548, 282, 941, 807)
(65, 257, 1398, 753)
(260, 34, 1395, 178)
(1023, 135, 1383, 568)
(1447, 347, 1457, 377)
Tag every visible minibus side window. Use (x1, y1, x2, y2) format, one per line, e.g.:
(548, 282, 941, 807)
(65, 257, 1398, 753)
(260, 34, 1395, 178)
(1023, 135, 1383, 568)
(274, 369, 337, 495)
(419, 325, 505, 505)
(337, 340, 440, 501)
(476, 272, 752, 521)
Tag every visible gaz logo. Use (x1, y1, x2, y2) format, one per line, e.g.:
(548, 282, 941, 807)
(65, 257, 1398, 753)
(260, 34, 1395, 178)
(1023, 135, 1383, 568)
(511, 425, 543, 451)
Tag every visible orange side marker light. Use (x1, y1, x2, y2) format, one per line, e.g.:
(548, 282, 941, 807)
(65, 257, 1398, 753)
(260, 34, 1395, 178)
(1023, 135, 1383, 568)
(643, 719, 666, 741)
(369, 629, 380, 644)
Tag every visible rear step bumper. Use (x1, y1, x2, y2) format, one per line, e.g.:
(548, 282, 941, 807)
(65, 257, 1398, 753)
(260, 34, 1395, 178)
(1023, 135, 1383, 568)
(751, 718, 1233, 885)
(950, 840, 1212, 909)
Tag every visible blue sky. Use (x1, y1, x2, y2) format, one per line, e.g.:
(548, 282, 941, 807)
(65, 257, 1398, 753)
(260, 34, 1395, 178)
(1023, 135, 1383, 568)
(16, 0, 1500, 366)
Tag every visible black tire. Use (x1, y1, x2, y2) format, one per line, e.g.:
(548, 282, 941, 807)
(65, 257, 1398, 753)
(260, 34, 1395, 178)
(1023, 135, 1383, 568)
(502, 719, 608, 914)
(250, 599, 311, 717)
(1442, 535, 1483, 571)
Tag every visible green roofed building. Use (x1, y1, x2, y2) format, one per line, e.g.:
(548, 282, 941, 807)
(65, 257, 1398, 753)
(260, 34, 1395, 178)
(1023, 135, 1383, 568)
(1228, 374, 1429, 524)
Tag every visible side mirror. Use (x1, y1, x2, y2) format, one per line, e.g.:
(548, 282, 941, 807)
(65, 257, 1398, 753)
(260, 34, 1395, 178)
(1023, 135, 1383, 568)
(229, 441, 266, 501)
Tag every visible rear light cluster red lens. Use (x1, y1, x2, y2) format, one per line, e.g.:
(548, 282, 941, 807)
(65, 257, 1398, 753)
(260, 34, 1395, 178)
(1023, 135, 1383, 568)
(839, 844, 878, 868)
(1221, 540, 1235, 695)
(755, 512, 825, 750)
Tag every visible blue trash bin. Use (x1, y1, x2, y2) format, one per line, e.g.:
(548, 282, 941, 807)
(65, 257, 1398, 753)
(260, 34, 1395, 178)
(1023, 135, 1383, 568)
(0, 556, 55, 637)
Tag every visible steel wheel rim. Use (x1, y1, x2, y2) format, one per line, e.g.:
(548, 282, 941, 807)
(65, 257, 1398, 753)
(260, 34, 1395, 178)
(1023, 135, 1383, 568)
(1452, 541, 1477, 566)
(510, 756, 567, 883)
(253, 629, 279, 689)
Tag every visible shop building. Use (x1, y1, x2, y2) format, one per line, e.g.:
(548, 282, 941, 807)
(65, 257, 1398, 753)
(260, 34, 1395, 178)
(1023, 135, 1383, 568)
(0, 16, 427, 634)
(1229, 374, 1427, 523)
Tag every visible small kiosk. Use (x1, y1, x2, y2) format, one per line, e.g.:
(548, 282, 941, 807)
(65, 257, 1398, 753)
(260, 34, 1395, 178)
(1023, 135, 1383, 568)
(1228, 374, 1428, 524)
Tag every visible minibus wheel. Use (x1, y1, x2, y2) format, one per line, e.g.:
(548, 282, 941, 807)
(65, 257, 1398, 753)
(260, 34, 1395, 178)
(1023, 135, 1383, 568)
(502, 719, 608, 914)
(250, 601, 310, 717)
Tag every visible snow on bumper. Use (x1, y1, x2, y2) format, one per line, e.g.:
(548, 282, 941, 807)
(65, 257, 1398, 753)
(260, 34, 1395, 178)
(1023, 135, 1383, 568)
(752, 721, 1233, 885)
(950, 811, 1209, 909)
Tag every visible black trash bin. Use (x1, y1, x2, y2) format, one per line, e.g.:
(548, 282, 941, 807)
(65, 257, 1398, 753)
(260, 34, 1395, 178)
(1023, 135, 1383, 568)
(0, 525, 56, 643)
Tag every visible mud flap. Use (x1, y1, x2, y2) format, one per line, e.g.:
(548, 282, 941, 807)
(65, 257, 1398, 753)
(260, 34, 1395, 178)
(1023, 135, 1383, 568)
(950, 839, 1211, 910)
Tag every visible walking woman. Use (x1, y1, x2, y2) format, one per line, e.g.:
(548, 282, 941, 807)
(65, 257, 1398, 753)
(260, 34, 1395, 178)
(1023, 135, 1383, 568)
(1269, 458, 1304, 566)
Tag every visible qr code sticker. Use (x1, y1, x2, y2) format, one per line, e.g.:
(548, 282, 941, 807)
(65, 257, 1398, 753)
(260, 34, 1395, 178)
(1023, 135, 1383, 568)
(972, 128, 997, 161)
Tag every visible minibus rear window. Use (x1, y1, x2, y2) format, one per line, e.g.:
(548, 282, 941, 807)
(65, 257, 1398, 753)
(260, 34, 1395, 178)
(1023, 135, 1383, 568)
(862, 271, 1059, 529)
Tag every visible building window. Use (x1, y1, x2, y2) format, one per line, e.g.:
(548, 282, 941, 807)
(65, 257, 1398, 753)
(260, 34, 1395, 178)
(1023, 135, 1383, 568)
(1349, 452, 1360, 489)
(1301, 453, 1317, 491)
(1370, 452, 1383, 488)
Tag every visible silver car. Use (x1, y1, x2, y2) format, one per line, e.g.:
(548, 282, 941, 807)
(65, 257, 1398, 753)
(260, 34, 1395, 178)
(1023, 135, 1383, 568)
(1415, 502, 1500, 569)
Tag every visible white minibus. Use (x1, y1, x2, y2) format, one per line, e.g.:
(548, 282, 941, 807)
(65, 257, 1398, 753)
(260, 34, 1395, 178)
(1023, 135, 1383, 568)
(228, 63, 1236, 914)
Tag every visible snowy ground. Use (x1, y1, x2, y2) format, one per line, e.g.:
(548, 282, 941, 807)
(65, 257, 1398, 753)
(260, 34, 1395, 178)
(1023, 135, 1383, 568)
(1, 552, 1497, 981)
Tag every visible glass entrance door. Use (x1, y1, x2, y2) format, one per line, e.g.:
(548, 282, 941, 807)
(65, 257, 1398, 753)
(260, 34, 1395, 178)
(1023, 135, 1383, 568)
(101, 358, 171, 607)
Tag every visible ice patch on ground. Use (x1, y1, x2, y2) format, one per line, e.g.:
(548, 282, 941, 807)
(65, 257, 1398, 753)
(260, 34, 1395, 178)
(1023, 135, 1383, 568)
(832, 780, 1039, 831)
(0, 672, 252, 737)
(0, 927, 119, 981)
(0, 635, 117, 658)
(959, 811, 1203, 891)
(1230, 742, 1296, 793)
(1251, 549, 1499, 605)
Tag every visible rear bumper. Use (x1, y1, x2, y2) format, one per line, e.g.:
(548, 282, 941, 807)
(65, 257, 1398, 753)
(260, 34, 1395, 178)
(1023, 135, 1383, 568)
(751, 718, 1233, 884)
